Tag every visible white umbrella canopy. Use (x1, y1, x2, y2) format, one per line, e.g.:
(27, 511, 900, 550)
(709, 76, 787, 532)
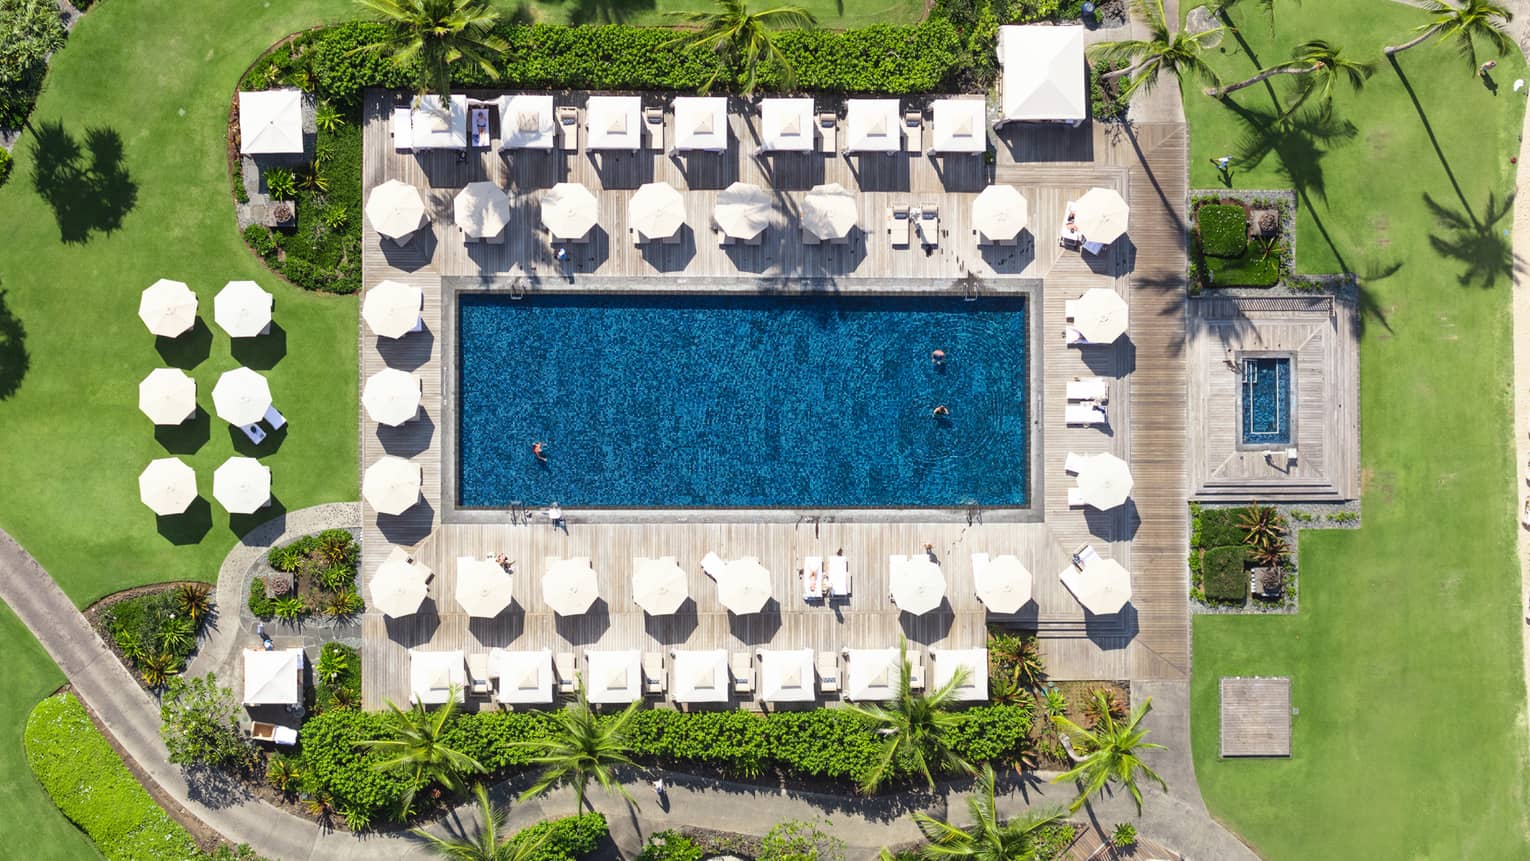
(366, 179, 428, 240)
(628, 181, 686, 240)
(215, 280, 273, 338)
(362, 280, 424, 339)
(974, 554, 1033, 614)
(1072, 287, 1129, 344)
(1076, 452, 1133, 510)
(586, 650, 643, 704)
(890, 556, 946, 615)
(757, 648, 816, 702)
(372, 547, 431, 618)
(930, 648, 989, 701)
(543, 557, 599, 615)
(362, 368, 422, 427)
(212, 456, 271, 514)
(541, 182, 599, 240)
(138, 368, 196, 425)
(1074, 186, 1129, 244)
(802, 183, 858, 240)
(453, 181, 511, 240)
(971, 185, 1029, 242)
(363, 456, 422, 515)
(138, 279, 197, 337)
(456, 556, 513, 617)
(211, 367, 272, 426)
(713, 181, 773, 240)
(1072, 557, 1133, 614)
(138, 457, 197, 515)
(632, 556, 688, 615)
(670, 649, 730, 703)
(716, 557, 772, 615)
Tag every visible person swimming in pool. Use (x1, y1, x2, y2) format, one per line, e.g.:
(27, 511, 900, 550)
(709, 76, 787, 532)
(533, 441, 548, 462)
(932, 349, 946, 366)
(932, 405, 949, 418)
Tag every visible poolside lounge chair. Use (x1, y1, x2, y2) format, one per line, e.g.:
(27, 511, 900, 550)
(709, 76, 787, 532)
(239, 422, 267, 445)
(553, 652, 577, 695)
(817, 112, 837, 154)
(700, 551, 725, 580)
(641, 653, 666, 694)
(1064, 326, 1089, 346)
(816, 651, 840, 693)
(466, 653, 493, 697)
(643, 106, 665, 151)
(1067, 487, 1087, 507)
(903, 110, 923, 153)
(263, 404, 286, 430)
(801, 556, 824, 600)
(888, 205, 911, 247)
(906, 647, 926, 691)
(1066, 377, 1109, 402)
(1064, 403, 1107, 426)
(391, 107, 412, 152)
(1074, 543, 1102, 567)
(917, 205, 939, 247)
(826, 555, 851, 597)
(1064, 451, 1088, 474)
(1059, 200, 1081, 249)
(730, 652, 754, 694)
(556, 106, 578, 151)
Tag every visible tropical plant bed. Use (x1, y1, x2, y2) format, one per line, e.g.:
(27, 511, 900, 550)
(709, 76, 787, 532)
(1028, 680, 1131, 769)
(1188, 191, 1296, 293)
(85, 581, 215, 692)
(1189, 503, 1298, 613)
(248, 527, 364, 624)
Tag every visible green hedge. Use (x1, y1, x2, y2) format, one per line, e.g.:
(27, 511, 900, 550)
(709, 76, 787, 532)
(1202, 545, 1249, 603)
(1195, 507, 1247, 550)
(0, 148, 12, 189)
(1205, 244, 1282, 288)
(508, 813, 608, 860)
(314, 642, 361, 714)
(1197, 204, 1248, 258)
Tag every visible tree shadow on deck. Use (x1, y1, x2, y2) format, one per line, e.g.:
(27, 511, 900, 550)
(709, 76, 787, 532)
(29, 121, 137, 244)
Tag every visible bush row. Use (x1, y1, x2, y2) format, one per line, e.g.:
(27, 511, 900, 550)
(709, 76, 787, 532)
(509, 813, 608, 861)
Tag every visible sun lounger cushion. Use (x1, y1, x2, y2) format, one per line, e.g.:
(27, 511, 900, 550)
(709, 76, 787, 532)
(815, 652, 840, 692)
(730, 652, 753, 693)
(642, 653, 665, 693)
(1066, 377, 1108, 402)
(240, 422, 267, 445)
(827, 556, 850, 595)
(1064, 403, 1107, 426)
(553, 652, 576, 693)
(264, 404, 286, 430)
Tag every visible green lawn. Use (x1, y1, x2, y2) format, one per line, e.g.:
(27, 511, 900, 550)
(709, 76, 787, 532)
(511, 0, 928, 30)
(1183, 3, 1530, 857)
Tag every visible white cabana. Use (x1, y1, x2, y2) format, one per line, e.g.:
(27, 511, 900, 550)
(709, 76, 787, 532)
(138, 457, 197, 516)
(844, 648, 903, 701)
(930, 98, 988, 153)
(213, 456, 271, 514)
(972, 185, 1029, 244)
(242, 648, 304, 705)
(239, 89, 304, 155)
(489, 648, 554, 704)
(628, 181, 686, 241)
(456, 556, 514, 617)
(362, 368, 422, 427)
(211, 367, 271, 426)
(363, 455, 422, 515)
(759, 98, 815, 152)
(586, 96, 642, 150)
(716, 557, 772, 615)
(372, 546, 431, 618)
(366, 179, 428, 242)
(673, 96, 729, 152)
(845, 99, 902, 153)
(541, 182, 599, 241)
(499, 94, 556, 149)
(1075, 451, 1133, 510)
(138, 279, 197, 337)
(453, 181, 511, 241)
(997, 25, 1086, 123)
(214, 280, 273, 338)
(1062, 557, 1133, 615)
(586, 649, 643, 704)
(410, 94, 468, 150)
(1071, 286, 1129, 344)
(362, 280, 424, 339)
(802, 183, 858, 241)
(757, 648, 816, 703)
(713, 181, 772, 240)
(410, 649, 466, 704)
(632, 556, 688, 615)
(543, 557, 599, 616)
(930, 648, 988, 701)
(889, 556, 946, 615)
(138, 368, 196, 425)
(670, 649, 730, 704)
(1073, 187, 1129, 246)
(974, 554, 1033, 614)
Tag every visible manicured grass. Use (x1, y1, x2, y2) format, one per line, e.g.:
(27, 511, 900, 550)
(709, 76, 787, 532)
(1183, 2, 1530, 857)
(512, 0, 928, 30)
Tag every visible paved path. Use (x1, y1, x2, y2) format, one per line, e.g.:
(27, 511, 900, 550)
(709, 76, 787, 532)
(1504, 0, 1530, 764)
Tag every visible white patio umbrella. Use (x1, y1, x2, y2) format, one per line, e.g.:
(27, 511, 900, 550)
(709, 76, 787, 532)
(138, 457, 197, 515)
(670, 649, 730, 703)
(716, 557, 772, 615)
(890, 556, 946, 615)
(757, 648, 816, 702)
(713, 181, 772, 240)
(543, 557, 599, 615)
(138, 368, 196, 425)
(802, 183, 858, 241)
(930, 648, 988, 701)
(363, 456, 422, 515)
(138, 279, 197, 337)
(632, 556, 688, 615)
(974, 554, 1033, 614)
(212, 456, 270, 514)
(214, 280, 273, 338)
(455, 556, 513, 617)
(372, 546, 431, 618)
(211, 367, 272, 426)
(628, 181, 686, 241)
(971, 185, 1028, 243)
(362, 368, 422, 427)
(541, 182, 598, 240)
(1075, 452, 1134, 510)
(1072, 287, 1129, 344)
(366, 179, 428, 241)
(1069, 557, 1133, 615)
(453, 181, 511, 240)
(1073, 186, 1129, 245)
(362, 280, 424, 339)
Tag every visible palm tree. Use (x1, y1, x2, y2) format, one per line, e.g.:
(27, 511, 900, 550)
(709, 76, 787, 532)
(412, 783, 549, 860)
(354, 0, 509, 102)
(359, 689, 486, 815)
(846, 639, 972, 794)
(910, 764, 1066, 860)
(1208, 40, 1375, 118)
(1090, 0, 1224, 102)
(667, 0, 817, 95)
(518, 678, 641, 813)
(1052, 692, 1166, 813)
(1384, 0, 1513, 70)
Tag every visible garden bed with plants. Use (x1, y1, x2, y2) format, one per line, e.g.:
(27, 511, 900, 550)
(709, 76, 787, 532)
(247, 528, 364, 624)
(987, 627, 1131, 769)
(87, 582, 216, 691)
(1189, 503, 1297, 612)
(1189, 192, 1295, 293)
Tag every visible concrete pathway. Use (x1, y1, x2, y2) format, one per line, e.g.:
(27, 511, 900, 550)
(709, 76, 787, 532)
(1504, 0, 1530, 764)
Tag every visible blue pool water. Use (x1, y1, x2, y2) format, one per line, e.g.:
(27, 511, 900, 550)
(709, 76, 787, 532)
(1241, 357, 1290, 445)
(457, 293, 1029, 508)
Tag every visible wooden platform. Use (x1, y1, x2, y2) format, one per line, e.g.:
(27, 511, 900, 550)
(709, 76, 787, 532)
(1219, 676, 1292, 757)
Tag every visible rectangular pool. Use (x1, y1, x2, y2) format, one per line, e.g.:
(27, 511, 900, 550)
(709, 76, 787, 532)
(1241, 356, 1290, 445)
(456, 293, 1029, 508)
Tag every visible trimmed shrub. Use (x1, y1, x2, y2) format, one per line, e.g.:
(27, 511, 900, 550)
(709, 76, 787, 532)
(0, 147, 11, 188)
(1196, 507, 1246, 550)
(638, 831, 706, 861)
(1197, 204, 1248, 258)
(1202, 545, 1249, 603)
(248, 576, 276, 618)
(243, 224, 276, 257)
(298, 709, 403, 818)
(508, 812, 608, 860)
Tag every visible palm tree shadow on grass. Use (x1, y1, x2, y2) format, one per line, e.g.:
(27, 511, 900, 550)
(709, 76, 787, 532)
(0, 287, 28, 401)
(1226, 100, 1356, 208)
(565, 0, 655, 25)
(28, 121, 138, 244)
(1423, 190, 1521, 289)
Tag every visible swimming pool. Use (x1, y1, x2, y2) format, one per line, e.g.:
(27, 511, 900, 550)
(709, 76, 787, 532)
(1241, 356, 1291, 445)
(456, 293, 1029, 508)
